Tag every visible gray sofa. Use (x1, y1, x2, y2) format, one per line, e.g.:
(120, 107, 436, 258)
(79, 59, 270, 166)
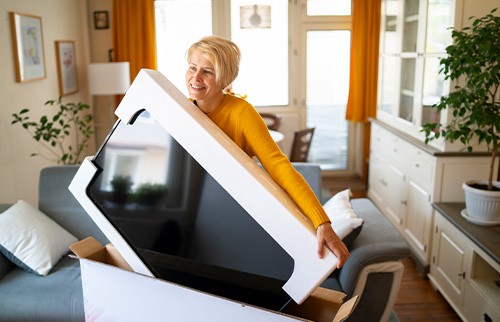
(0, 164, 409, 322)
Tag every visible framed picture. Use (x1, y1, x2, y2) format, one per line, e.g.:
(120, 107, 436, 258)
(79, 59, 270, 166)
(55, 40, 78, 96)
(94, 11, 109, 30)
(9, 12, 46, 82)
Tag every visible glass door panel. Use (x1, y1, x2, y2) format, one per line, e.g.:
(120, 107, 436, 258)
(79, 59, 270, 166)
(421, 57, 447, 125)
(399, 57, 416, 122)
(306, 30, 351, 170)
(231, 0, 288, 106)
(380, 55, 399, 114)
(383, 0, 400, 54)
(402, 0, 419, 52)
(426, 0, 453, 53)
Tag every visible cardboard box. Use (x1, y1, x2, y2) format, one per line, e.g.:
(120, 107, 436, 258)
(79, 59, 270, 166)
(70, 237, 356, 322)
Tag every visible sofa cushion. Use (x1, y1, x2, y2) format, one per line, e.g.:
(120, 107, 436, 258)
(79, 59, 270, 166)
(0, 200, 78, 276)
(0, 256, 84, 321)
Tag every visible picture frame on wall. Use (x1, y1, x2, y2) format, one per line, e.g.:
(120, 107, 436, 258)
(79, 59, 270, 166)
(55, 40, 78, 96)
(94, 11, 109, 30)
(9, 12, 46, 82)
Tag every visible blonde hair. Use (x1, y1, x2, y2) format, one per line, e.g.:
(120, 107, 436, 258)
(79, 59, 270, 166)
(186, 36, 241, 87)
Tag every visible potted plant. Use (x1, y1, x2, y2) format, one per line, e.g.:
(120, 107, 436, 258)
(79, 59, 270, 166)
(110, 175, 133, 204)
(422, 9, 500, 225)
(132, 183, 168, 207)
(11, 97, 93, 164)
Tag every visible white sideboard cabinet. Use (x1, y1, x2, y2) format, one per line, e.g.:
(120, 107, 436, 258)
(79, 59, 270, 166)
(371, 0, 500, 317)
(368, 121, 496, 270)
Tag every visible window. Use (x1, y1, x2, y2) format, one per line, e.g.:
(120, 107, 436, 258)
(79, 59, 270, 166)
(155, 0, 212, 93)
(155, 0, 353, 172)
(306, 0, 351, 16)
(230, 0, 288, 106)
(305, 30, 351, 169)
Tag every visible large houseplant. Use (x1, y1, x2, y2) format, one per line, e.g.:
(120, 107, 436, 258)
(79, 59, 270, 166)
(11, 97, 93, 165)
(422, 9, 500, 225)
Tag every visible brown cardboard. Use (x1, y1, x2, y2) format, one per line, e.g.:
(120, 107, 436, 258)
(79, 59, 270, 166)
(70, 237, 133, 271)
(284, 288, 358, 322)
(71, 237, 356, 322)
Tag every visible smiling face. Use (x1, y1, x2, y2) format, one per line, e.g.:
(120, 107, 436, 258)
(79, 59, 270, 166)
(185, 49, 225, 113)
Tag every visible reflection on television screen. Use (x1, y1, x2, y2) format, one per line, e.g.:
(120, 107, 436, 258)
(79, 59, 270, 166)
(87, 110, 294, 311)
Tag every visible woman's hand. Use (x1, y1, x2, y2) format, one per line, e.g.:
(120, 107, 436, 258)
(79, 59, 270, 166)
(316, 222, 350, 269)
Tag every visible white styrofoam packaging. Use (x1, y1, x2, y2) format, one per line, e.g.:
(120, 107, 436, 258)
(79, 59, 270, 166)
(70, 237, 357, 322)
(68, 69, 357, 321)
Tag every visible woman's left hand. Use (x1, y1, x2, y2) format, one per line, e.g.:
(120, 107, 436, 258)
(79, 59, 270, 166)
(316, 222, 350, 269)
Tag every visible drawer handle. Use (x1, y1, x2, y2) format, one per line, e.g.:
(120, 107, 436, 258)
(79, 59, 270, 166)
(458, 272, 466, 279)
(415, 163, 420, 168)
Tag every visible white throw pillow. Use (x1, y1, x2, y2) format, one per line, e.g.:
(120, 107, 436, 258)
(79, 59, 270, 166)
(0, 200, 78, 276)
(322, 189, 364, 240)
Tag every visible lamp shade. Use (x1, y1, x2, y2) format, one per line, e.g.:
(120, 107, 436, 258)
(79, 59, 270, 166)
(88, 62, 131, 95)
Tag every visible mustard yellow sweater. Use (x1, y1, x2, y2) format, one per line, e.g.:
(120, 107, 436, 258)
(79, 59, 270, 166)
(205, 94, 330, 229)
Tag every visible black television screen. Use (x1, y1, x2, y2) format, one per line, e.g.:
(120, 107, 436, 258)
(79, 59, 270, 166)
(87, 110, 294, 311)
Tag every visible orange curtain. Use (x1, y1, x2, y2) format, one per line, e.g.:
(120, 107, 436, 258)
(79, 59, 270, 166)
(113, 0, 157, 82)
(345, 0, 382, 180)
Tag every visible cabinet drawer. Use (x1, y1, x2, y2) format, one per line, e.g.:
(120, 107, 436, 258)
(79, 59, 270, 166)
(371, 124, 391, 155)
(387, 136, 408, 164)
(408, 149, 433, 188)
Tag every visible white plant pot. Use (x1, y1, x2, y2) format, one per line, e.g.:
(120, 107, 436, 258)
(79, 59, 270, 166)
(462, 180, 500, 226)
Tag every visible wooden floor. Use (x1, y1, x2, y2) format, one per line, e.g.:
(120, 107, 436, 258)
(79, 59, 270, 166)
(395, 257, 461, 322)
(322, 175, 461, 322)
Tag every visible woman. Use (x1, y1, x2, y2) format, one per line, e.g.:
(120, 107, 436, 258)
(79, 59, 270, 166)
(185, 36, 349, 269)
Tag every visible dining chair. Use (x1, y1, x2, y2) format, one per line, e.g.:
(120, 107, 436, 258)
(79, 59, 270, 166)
(290, 127, 315, 162)
(259, 112, 281, 131)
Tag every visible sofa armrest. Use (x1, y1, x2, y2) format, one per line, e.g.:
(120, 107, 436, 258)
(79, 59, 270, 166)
(0, 204, 15, 279)
(339, 198, 410, 295)
(347, 261, 405, 322)
(333, 198, 409, 322)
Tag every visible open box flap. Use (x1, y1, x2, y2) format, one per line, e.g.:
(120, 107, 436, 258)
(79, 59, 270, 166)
(70, 236, 105, 262)
(284, 287, 357, 322)
(333, 296, 358, 322)
(70, 237, 133, 271)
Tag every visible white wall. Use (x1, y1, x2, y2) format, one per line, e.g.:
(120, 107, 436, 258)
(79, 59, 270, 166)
(0, 0, 93, 206)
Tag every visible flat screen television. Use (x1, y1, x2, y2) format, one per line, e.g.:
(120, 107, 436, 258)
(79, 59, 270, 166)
(69, 69, 337, 310)
(87, 109, 294, 311)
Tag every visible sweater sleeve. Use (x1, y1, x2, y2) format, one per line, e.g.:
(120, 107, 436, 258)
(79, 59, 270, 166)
(239, 107, 330, 229)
